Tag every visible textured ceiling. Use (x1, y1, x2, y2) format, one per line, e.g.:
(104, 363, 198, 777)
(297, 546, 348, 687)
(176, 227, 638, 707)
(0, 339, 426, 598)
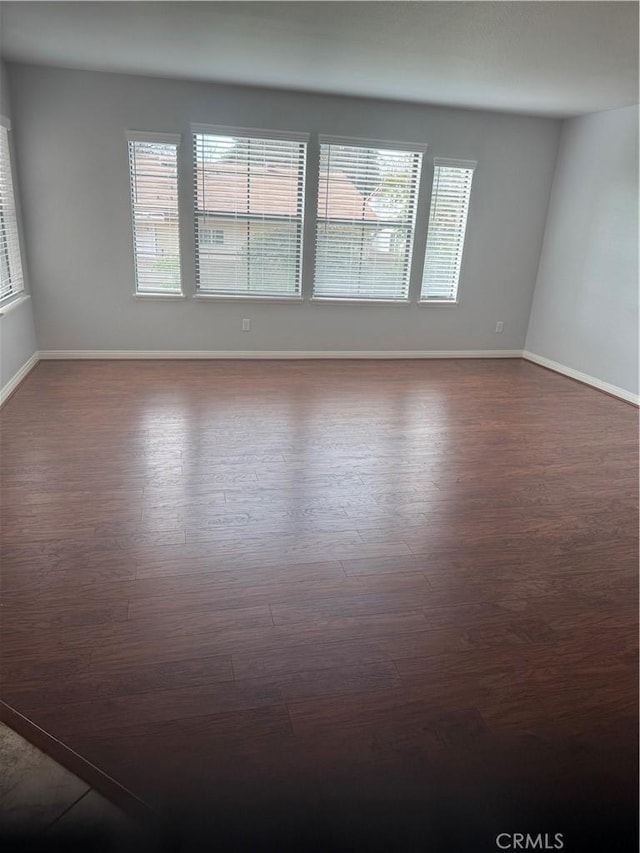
(1, 2, 638, 117)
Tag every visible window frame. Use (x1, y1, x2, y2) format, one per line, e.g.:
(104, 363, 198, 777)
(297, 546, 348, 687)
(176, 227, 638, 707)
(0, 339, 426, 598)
(126, 130, 184, 298)
(0, 117, 26, 306)
(419, 157, 477, 305)
(191, 124, 309, 301)
(312, 134, 426, 304)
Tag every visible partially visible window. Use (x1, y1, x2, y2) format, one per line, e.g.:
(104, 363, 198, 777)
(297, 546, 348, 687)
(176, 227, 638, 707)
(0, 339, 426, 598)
(127, 133, 182, 294)
(421, 158, 476, 302)
(199, 227, 224, 246)
(314, 137, 424, 301)
(193, 127, 308, 298)
(0, 122, 25, 302)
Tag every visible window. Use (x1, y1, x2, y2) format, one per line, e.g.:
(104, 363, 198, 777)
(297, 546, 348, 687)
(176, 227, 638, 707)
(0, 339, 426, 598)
(314, 137, 424, 301)
(127, 132, 182, 294)
(0, 122, 25, 302)
(421, 158, 476, 302)
(193, 127, 307, 298)
(199, 227, 224, 246)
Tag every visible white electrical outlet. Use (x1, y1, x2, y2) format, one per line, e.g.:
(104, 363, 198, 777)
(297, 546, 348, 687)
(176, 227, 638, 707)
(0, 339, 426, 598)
(242, 319, 251, 332)
(495, 321, 504, 333)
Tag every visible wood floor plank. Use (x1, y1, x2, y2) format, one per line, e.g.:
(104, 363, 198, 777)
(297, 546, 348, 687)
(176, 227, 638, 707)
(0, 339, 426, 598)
(22, 662, 401, 739)
(126, 570, 427, 620)
(90, 610, 433, 668)
(2, 653, 235, 708)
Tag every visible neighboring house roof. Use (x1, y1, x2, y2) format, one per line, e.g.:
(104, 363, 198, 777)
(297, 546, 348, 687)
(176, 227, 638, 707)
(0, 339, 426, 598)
(135, 153, 378, 221)
(199, 163, 378, 221)
(318, 170, 378, 222)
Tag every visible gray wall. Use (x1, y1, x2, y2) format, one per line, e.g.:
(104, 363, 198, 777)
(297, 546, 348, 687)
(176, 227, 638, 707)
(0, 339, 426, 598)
(0, 61, 37, 391)
(525, 105, 639, 395)
(8, 63, 561, 353)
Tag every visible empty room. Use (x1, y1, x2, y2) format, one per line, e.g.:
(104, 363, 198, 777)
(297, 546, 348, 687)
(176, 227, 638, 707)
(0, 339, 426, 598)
(0, 2, 638, 850)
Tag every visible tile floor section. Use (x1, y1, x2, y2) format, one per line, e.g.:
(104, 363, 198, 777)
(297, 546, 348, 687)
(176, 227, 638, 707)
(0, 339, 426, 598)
(0, 721, 136, 836)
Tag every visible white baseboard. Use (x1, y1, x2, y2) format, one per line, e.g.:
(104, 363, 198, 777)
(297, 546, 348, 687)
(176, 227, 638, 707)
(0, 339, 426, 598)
(522, 350, 639, 405)
(0, 352, 40, 406)
(37, 349, 523, 360)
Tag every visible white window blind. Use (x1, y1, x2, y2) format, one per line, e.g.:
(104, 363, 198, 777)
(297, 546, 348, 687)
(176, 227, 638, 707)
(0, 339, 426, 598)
(0, 124, 25, 302)
(193, 128, 307, 297)
(127, 133, 182, 294)
(314, 138, 424, 301)
(421, 158, 476, 302)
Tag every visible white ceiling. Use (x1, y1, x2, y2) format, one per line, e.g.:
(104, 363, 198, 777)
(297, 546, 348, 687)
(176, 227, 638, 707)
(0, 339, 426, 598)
(1, 2, 638, 118)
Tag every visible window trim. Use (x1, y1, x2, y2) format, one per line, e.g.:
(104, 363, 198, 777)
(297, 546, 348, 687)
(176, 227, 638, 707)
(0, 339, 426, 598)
(310, 297, 411, 306)
(0, 116, 26, 305)
(132, 292, 186, 301)
(125, 130, 182, 145)
(193, 293, 304, 304)
(192, 126, 309, 299)
(313, 136, 425, 303)
(431, 157, 477, 171)
(0, 292, 30, 317)
(126, 130, 183, 297)
(318, 134, 428, 154)
(419, 156, 477, 304)
(191, 124, 309, 144)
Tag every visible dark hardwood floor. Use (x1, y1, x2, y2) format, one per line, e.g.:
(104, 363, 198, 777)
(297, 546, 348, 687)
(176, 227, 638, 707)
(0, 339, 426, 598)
(1, 359, 637, 848)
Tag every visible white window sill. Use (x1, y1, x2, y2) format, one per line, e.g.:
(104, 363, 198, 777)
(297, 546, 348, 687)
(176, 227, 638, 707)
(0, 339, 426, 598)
(133, 292, 186, 301)
(194, 294, 303, 304)
(0, 293, 30, 317)
(418, 299, 459, 306)
(310, 297, 410, 305)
